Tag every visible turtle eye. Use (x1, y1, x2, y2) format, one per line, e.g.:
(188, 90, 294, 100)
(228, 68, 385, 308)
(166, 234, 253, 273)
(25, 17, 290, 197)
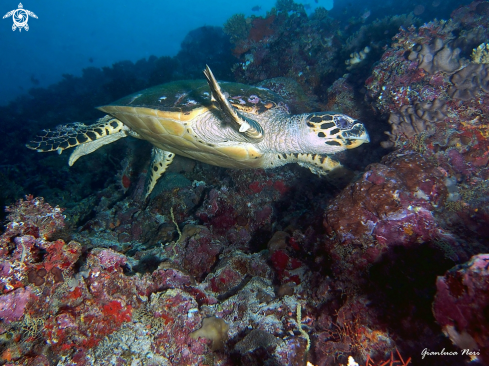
(332, 115, 355, 130)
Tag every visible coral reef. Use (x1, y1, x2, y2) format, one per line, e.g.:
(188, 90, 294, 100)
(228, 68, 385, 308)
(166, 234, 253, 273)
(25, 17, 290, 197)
(223, 14, 251, 43)
(471, 42, 489, 63)
(1, 150, 483, 365)
(2, 1, 489, 365)
(363, 2, 489, 252)
(407, 37, 467, 75)
(223, 4, 343, 96)
(367, 11, 489, 147)
(433, 254, 489, 364)
(329, 0, 470, 27)
(449, 62, 489, 100)
(176, 26, 235, 80)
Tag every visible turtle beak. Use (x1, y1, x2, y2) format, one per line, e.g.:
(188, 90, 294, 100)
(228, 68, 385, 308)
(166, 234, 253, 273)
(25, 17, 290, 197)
(341, 121, 370, 149)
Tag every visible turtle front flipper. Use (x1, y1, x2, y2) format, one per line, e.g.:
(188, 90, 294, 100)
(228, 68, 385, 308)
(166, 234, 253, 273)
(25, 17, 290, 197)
(295, 153, 342, 175)
(144, 148, 175, 199)
(274, 152, 342, 175)
(203, 65, 264, 141)
(26, 116, 130, 166)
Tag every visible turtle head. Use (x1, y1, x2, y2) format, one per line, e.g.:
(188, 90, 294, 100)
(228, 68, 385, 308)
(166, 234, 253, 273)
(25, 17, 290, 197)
(302, 112, 369, 153)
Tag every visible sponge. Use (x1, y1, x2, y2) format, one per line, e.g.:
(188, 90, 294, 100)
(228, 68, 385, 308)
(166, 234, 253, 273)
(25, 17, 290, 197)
(190, 316, 229, 351)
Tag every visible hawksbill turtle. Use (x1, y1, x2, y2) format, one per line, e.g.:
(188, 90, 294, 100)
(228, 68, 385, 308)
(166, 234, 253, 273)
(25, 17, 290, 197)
(27, 66, 369, 198)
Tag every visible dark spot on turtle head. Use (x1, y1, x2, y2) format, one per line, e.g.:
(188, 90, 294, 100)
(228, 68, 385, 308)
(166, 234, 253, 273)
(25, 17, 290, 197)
(86, 131, 97, 140)
(330, 128, 341, 135)
(309, 116, 323, 123)
(325, 140, 342, 146)
(321, 122, 335, 129)
(94, 128, 104, 135)
(110, 121, 120, 128)
(306, 121, 314, 128)
(318, 132, 326, 138)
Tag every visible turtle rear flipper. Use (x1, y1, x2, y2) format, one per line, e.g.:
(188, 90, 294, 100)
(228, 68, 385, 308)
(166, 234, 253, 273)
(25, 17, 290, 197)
(26, 116, 130, 166)
(203, 65, 264, 141)
(144, 148, 175, 199)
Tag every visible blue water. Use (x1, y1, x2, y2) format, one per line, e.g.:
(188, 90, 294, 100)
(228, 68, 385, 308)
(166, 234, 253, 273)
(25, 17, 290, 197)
(0, 0, 330, 106)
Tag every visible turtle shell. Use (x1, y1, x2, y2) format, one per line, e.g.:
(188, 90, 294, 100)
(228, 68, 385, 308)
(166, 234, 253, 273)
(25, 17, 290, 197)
(104, 79, 284, 116)
(97, 80, 285, 169)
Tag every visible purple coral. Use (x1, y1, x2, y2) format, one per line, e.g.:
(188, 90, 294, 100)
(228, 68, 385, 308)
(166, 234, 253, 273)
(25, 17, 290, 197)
(0, 287, 32, 323)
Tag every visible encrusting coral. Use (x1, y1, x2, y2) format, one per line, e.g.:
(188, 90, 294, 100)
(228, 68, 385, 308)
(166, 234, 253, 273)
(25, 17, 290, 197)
(367, 10, 489, 148)
(471, 42, 489, 64)
(407, 36, 467, 75)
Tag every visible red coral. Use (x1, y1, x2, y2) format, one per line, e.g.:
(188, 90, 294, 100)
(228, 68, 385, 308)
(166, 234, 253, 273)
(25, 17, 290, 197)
(249, 181, 264, 193)
(273, 180, 288, 194)
(271, 250, 290, 272)
(68, 287, 83, 300)
(102, 300, 132, 323)
(249, 15, 276, 42)
(121, 174, 131, 189)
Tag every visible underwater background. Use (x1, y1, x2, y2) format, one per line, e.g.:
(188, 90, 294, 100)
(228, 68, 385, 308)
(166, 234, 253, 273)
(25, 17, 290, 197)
(1, 0, 488, 365)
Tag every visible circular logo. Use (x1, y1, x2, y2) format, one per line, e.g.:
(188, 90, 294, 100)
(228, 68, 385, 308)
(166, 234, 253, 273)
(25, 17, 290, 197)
(13, 9, 28, 28)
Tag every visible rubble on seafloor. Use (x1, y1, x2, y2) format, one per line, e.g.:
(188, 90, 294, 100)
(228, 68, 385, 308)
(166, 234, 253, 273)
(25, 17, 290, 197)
(1, 0, 489, 365)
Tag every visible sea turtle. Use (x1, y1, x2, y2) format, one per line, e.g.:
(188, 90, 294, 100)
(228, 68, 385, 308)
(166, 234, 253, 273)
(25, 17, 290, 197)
(27, 66, 369, 198)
